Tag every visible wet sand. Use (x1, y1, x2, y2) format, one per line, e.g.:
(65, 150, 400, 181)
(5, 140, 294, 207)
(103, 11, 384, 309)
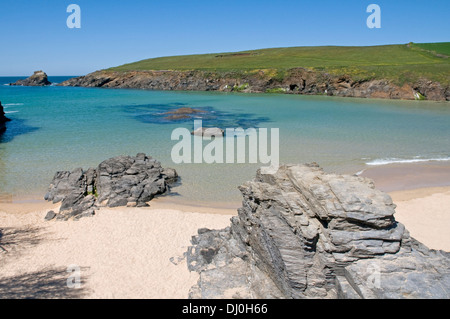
(360, 161, 450, 192)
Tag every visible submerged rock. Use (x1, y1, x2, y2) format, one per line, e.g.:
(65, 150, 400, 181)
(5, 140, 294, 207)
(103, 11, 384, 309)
(163, 107, 206, 121)
(44, 153, 178, 220)
(187, 164, 450, 299)
(10, 71, 51, 86)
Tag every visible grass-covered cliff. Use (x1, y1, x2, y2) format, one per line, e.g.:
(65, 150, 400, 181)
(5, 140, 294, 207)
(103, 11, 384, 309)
(61, 42, 450, 101)
(110, 43, 449, 86)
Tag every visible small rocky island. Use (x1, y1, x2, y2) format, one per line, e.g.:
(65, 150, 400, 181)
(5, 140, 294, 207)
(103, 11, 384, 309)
(10, 70, 51, 86)
(0, 101, 11, 134)
(44, 153, 178, 220)
(187, 164, 450, 299)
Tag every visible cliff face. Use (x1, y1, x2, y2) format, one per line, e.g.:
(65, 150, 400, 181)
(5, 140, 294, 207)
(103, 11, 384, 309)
(0, 101, 11, 134)
(59, 68, 449, 101)
(187, 164, 450, 299)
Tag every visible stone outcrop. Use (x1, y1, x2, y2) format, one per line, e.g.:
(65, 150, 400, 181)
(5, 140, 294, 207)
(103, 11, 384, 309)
(0, 101, 11, 134)
(10, 71, 51, 86)
(187, 164, 450, 299)
(59, 68, 449, 101)
(44, 153, 178, 220)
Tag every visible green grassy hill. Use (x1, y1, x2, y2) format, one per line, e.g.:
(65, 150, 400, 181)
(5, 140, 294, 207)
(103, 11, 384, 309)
(109, 43, 450, 86)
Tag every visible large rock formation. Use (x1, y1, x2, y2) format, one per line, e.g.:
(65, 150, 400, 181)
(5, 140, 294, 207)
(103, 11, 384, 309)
(44, 153, 178, 220)
(10, 71, 51, 86)
(59, 69, 449, 101)
(187, 164, 450, 299)
(0, 101, 11, 134)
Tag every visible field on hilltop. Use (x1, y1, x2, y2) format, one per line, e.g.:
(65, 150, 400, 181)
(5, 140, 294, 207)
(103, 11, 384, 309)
(109, 43, 450, 86)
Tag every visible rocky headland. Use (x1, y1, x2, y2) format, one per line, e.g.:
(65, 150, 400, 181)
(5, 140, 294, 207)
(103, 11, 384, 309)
(44, 153, 178, 220)
(59, 68, 449, 101)
(0, 101, 11, 134)
(10, 71, 51, 86)
(187, 164, 450, 299)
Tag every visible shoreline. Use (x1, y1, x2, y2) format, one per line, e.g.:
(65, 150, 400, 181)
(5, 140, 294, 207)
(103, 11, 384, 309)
(359, 161, 450, 192)
(1, 185, 450, 216)
(2, 161, 450, 214)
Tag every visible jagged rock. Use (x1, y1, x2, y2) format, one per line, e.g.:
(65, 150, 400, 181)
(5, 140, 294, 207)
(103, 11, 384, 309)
(44, 153, 178, 220)
(10, 71, 51, 86)
(187, 164, 450, 299)
(187, 228, 284, 299)
(0, 101, 11, 134)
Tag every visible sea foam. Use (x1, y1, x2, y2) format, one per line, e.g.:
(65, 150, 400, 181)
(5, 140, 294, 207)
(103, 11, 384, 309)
(366, 157, 450, 166)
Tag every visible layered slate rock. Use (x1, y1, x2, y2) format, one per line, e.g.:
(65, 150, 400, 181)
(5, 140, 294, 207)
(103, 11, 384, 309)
(10, 71, 51, 86)
(44, 153, 178, 220)
(0, 101, 11, 134)
(187, 164, 450, 299)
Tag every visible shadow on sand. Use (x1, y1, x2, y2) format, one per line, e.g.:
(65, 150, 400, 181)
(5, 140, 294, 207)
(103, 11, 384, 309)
(0, 227, 89, 299)
(0, 267, 89, 299)
(0, 226, 44, 253)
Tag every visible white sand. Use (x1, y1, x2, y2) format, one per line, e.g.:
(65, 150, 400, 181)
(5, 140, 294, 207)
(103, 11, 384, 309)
(0, 187, 448, 298)
(0, 206, 232, 299)
(391, 188, 450, 252)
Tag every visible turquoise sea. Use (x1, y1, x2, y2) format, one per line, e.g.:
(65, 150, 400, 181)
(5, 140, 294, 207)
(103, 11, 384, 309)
(1, 76, 449, 204)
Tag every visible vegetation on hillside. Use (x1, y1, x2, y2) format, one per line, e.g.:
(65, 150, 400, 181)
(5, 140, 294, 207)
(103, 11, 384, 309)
(108, 43, 450, 86)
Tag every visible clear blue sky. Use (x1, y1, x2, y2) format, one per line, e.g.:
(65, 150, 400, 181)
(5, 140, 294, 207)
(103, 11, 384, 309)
(0, 0, 448, 75)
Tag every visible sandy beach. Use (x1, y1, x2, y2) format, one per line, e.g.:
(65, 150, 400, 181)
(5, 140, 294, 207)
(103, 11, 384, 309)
(0, 203, 234, 298)
(1, 162, 449, 299)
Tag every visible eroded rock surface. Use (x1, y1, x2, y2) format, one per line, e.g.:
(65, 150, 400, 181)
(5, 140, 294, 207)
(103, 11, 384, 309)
(187, 164, 450, 299)
(44, 153, 178, 220)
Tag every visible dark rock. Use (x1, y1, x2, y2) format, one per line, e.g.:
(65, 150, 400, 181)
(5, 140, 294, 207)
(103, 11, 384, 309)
(10, 71, 51, 86)
(44, 210, 56, 221)
(162, 168, 178, 183)
(44, 153, 178, 220)
(187, 164, 450, 299)
(0, 101, 11, 134)
(44, 168, 87, 204)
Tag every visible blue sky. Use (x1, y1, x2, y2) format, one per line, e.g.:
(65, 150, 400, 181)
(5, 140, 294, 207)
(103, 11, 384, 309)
(0, 0, 448, 75)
